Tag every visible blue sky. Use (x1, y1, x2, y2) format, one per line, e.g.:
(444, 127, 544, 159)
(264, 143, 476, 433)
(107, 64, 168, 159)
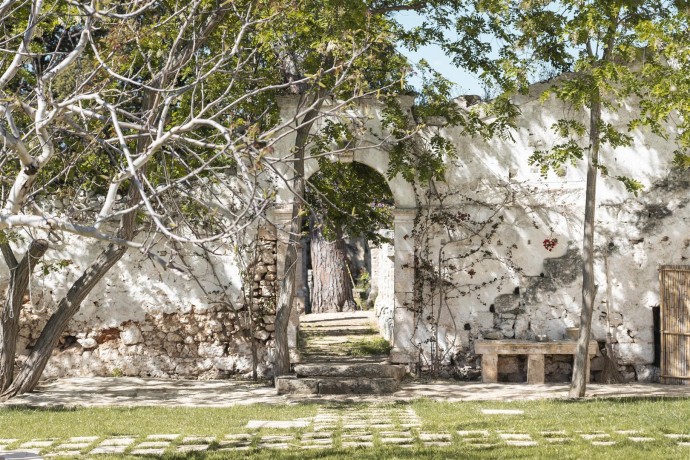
(394, 11, 485, 96)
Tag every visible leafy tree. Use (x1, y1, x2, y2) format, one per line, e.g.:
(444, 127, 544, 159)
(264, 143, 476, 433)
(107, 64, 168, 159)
(306, 160, 393, 313)
(1, 0, 395, 397)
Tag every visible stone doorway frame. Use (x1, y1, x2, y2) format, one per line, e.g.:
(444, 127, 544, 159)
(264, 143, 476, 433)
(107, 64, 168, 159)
(267, 95, 418, 366)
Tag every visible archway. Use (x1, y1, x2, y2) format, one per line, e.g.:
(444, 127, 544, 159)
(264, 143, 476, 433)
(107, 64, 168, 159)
(268, 96, 418, 366)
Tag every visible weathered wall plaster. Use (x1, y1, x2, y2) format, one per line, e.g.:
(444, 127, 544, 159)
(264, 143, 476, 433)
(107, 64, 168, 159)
(6, 82, 687, 383)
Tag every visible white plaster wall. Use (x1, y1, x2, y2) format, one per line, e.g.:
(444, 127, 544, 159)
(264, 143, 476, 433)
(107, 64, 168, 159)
(4, 79, 686, 382)
(410, 79, 689, 377)
(371, 231, 395, 341)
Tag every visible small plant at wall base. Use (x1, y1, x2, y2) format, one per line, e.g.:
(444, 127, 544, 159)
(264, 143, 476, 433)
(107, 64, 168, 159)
(354, 270, 372, 310)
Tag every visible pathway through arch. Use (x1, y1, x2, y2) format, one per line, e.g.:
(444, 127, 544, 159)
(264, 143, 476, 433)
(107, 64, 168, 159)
(275, 311, 406, 394)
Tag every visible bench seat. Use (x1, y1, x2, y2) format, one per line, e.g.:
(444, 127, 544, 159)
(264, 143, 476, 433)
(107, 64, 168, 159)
(474, 339, 598, 384)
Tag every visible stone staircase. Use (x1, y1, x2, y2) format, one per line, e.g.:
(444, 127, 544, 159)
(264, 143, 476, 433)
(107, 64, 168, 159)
(275, 311, 406, 395)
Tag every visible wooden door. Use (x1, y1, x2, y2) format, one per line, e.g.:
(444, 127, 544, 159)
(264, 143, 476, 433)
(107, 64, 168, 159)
(659, 265, 690, 384)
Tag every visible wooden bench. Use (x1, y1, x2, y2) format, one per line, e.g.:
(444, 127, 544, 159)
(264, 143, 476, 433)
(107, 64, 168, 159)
(474, 340, 598, 384)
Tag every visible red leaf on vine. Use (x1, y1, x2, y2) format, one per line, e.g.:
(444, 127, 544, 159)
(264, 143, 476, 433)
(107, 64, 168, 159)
(543, 238, 558, 251)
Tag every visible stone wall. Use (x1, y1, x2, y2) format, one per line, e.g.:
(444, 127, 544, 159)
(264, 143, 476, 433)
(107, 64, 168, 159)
(7, 82, 689, 384)
(11, 224, 279, 380)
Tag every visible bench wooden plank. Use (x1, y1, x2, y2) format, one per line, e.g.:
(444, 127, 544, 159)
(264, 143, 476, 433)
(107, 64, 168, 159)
(475, 340, 598, 355)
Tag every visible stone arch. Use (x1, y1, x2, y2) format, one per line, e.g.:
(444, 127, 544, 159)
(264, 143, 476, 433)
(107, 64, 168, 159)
(268, 96, 418, 365)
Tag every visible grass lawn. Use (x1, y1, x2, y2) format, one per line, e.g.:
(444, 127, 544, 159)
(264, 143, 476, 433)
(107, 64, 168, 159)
(1, 397, 690, 459)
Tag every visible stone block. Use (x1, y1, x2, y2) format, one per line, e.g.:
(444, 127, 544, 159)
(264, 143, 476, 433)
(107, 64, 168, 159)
(78, 337, 98, 349)
(634, 364, 659, 383)
(316, 377, 400, 394)
(275, 376, 318, 395)
(294, 363, 406, 380)
(121, 324, 143, 345)
(615, 343, 653, 364)
(493, 293, 521, 314)
(197, 342, 226, 359)
(514, 315, 531, 339)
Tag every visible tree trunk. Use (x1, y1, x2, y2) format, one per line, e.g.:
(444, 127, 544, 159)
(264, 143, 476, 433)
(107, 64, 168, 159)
(0, 189, 138, 400)
(0, 239, 49, 392)
(310, 226, 355, 313)
(1, 242, 128, 399)
(569, 87, 601, 399)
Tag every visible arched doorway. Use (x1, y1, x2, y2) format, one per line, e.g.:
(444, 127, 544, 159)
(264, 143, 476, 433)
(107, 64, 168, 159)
(268, 96, 418, 366)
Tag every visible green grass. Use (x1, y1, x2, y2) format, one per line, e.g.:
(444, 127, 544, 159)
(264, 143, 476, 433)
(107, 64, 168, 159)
(2, 398, 690, 459)
(346, 337, 392, 356)
(0, 404, 318, 439)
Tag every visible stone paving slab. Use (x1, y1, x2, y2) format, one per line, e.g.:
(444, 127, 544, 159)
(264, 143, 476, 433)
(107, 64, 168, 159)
(146, 434, 179, 440)
(19, 441, 55, 449)
(499, 433, 532, 440)
(45, 450, 81, 457)
(89, 445, 127, 454)
(458, 430, 490, 437)
(506, 440, 538, 447)
(130, 448, 166, 455)
(54, 443, 89, 450)
(341, 441, 373, 448)
(380, 437, 414, 444)
(247, 420, 310, 429)
(181, 436, 214, 444)
(419, 433, 451, 441)
(67, 437, 98, 443)
(176, 444, 209, 452)
(135, 441, 169, 448)
(581, 433, 611, 440)
(591, 441, 616, 446)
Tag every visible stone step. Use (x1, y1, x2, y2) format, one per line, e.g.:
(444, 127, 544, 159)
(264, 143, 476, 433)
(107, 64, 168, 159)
(294, 363, 406, 380)
(300, 354, 388, 362)
(276, 376, 400, 395)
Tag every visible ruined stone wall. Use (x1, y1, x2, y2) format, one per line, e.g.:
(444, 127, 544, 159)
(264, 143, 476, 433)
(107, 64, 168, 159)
(10, 224, 279, 380)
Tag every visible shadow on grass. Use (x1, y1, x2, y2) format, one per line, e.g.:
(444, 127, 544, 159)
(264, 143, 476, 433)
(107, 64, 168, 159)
(127, 446, 528, 460)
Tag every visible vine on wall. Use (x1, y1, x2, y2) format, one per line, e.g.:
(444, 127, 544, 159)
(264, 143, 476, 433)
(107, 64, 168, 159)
(408, 180, 574, 378)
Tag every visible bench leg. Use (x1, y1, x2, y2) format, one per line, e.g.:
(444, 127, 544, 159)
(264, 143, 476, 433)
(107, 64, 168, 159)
(527, 354, 545, 384)
(482, 353, 498, 383)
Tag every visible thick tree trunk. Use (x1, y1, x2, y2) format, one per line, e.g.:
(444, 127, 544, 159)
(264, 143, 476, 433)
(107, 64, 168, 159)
(569, 88, 601, 399)
(310, 227, 355, 313)
(1, 242, 127, 399)
(0, 239, 49, 392)
(1, 189, 138, 400)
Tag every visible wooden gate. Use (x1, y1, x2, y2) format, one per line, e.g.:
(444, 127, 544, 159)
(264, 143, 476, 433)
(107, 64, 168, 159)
(659, 265, 690, 385)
